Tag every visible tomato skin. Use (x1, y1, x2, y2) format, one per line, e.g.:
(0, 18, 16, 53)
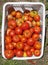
(16, 11, 22, 19)
(5, 43, 14, 50)
(13, 35, 20, 43)
(15, 27, 22, 35)
(4, 50, 14, 59)
(16, 50, 23, 57)
(27, 38, 34, 46)
(11, 11, 16, 16)
(34, 41, 41, 50)
(30, 47, 35, 54)
(32, 20, 36, 26)
(24, 44, 30, 51)
(34, 15, 40, 21)
(5, 36, 12, 44)
(23, 30, 31, 38)
(34, 50, 41, 56)
(32, 33, 39, 41)
(8, 20, 16, 29)
(30, 28, 34, 34)
(34, 26, 41, 34)
(12, 42, 17, 48)
(16, 42, 24, 50)
(21, 22, 29, 30)
(26, 50, 32, 57)
(10, 30, 15, 37)
(28, 16, 33, 22)
(36, 21, 40, 26)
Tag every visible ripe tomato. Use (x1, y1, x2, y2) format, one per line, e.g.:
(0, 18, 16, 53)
(8, 20, 16, 29)
(6, 28, 11, 36)
(4, 50, 14, 59)
(34, 50, 41, 56)
(24, 44, 30, 51)
(26, 50, 32, 57)
(32, 33, 39, 41)
(32, 20, 36, 26)
(34, 26, 41, 34)
(34, 15, 40, 21)
(28, 16, 33, 22)
(13, 35, 20, 42)
(27, 38, 34, 46)
(16, 49, 23, 57)
(16, 42, 24, 50)
(11, 11, 16, 16)
(10, 30, 15, 37)
(21, 36, 27, 43)
(30, 28, 34, 34)
(15, 27, 22, 35)
(36, 21, 40, 26)
(5, 43, 14, 50)
(14, 49, 17, 55)
(26, 21, 32, 27)
(12, 42, 17, 48)
(23, 30, 31, 38)
(34, 41, 41, 50)
(21, 22, 29, 30)
(30, 47, 35, 54)
(5, 36, 12, 44)
(16, 11, 22, 19)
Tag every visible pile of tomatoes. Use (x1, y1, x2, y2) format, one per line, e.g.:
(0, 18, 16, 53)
(5, 9, 41, 59)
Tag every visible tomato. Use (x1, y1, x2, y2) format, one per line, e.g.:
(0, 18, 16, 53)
(34, 41, 41, 50)
(13, 35, 20, 42)
(21, 22, 29, 30)
(30, 28, 34, 34)
(26, 50, 32, 57)
(5, 43, 14, 50)
(21, 36, 27, 43)
(24, 44, 30, 51)
(24, 10, 30, 16)
(11, 11, 16, 16)
(32, 33, 39, 41)
(16, 50, 23, 57)
(34, 50, 41, 56)
(23, 30, 31, 38)
(34, 15, 40, 21)
(10, 30, 15, 37)
(16, 42, 24, 50)
(36, 21, 40, 26)
(14, 49, 17, 55)
(16, 18, 24, 27)
(27, 38, 34, 46)
(8, 20, 16, 29)
(12, 42, 17, 48)
(23, 52, 27, 57)
(16, 11, 22, 19)
(6, 28, 11, 36)
(15, 27, 22, 35)
(32, 20, 36, 26)
(26, 21, 32, 27)
(34, 26, 41, 34)
(4, 50, 14, 59)
(28, 16, 33, 22)
(30, 47, 35, 54)
(5, 36, 12, 44)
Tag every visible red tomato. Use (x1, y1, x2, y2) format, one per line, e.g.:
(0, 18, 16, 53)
(10, 30, 15, 37)
(21, 22, 29, 30)
(34, 50, 41, 56)
(16, 42, 24, 50)
(34, 41, 41, 50)
(24, 44, 30, 51)
(5, 36, 12, 44)
(14, 49, 17, 55)
(12, 42, 17, 48)
(32, 33, 39, 41)
(28, 16, 33, 22)
(34, 26, 41, 34)
(8, 20, 16, 29)
(15, 27, 22, 35)
(23, 30, 31, 38)
(30, 47, 35, 54)
(13, 35, 20, 42)
(16, 11, 22, 19)
(27, 38, 34, 46)
(5, 43, 14, 50)
(26, 50, 32, 57)
(6, 28, 11, 36)
(30, 28, 34, 34)
(34, 15, 40, 21)
(16, 50, 23, 57)
(4, 50, 14, 59)
(26, 21, 32, 27)
(21, 36, 27, 43)
(11, 11, 16, 16)
(23, 15, 29, 21)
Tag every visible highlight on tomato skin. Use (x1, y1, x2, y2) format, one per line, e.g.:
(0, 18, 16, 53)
(4, 8, 42, 59)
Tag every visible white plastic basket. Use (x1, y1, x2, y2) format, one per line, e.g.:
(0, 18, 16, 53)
(2, 2, 45, 60)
